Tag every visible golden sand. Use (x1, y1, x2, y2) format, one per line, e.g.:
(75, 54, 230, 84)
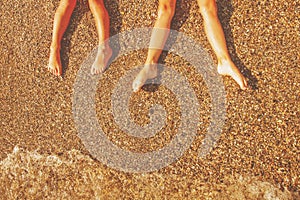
(0, 0, 299, 199)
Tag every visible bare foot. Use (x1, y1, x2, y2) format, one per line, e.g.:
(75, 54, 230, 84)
(90, 46, 112, 75)
(217, 59, 248, 90)
(48, 47, 62, 76)
(132, 63, 158, 92)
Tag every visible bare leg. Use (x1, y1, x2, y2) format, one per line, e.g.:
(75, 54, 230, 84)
(89, 0, 112, 75)
(197, 0, 248, 90)
(48, 0, 76, 76)
(132, 0, 176, 92)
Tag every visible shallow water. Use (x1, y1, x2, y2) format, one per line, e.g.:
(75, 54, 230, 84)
(0, 146, 296, 199)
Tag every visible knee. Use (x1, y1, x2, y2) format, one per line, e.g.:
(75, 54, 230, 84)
(198, 0, 217, 17)
(158, 0, 176, 19)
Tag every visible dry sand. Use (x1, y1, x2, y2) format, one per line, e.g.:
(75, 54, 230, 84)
(0, 0, 299, 199)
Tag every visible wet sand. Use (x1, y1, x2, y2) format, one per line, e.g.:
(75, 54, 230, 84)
(0, 0, 299, 199)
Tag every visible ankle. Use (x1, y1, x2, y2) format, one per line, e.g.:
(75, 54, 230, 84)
(144, 63, 157, 71)
(145, 58, 157, 65)
(98, 40, 111, 49)
(98, 44, 112, 54)
(50, 44, 60, 52)
(217, 57, 232, 66)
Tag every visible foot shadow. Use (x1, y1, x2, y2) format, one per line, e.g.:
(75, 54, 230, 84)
(104, 0, 122, 67)
(142, 0, 192, 92)
(217, 0, 258, 90)
(142, 65, 166, 92)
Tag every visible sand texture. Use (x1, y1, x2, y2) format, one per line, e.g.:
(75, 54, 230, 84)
(0, 0, 299, 199)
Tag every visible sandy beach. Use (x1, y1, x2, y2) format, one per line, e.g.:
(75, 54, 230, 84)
(0, 0, 299, 199)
